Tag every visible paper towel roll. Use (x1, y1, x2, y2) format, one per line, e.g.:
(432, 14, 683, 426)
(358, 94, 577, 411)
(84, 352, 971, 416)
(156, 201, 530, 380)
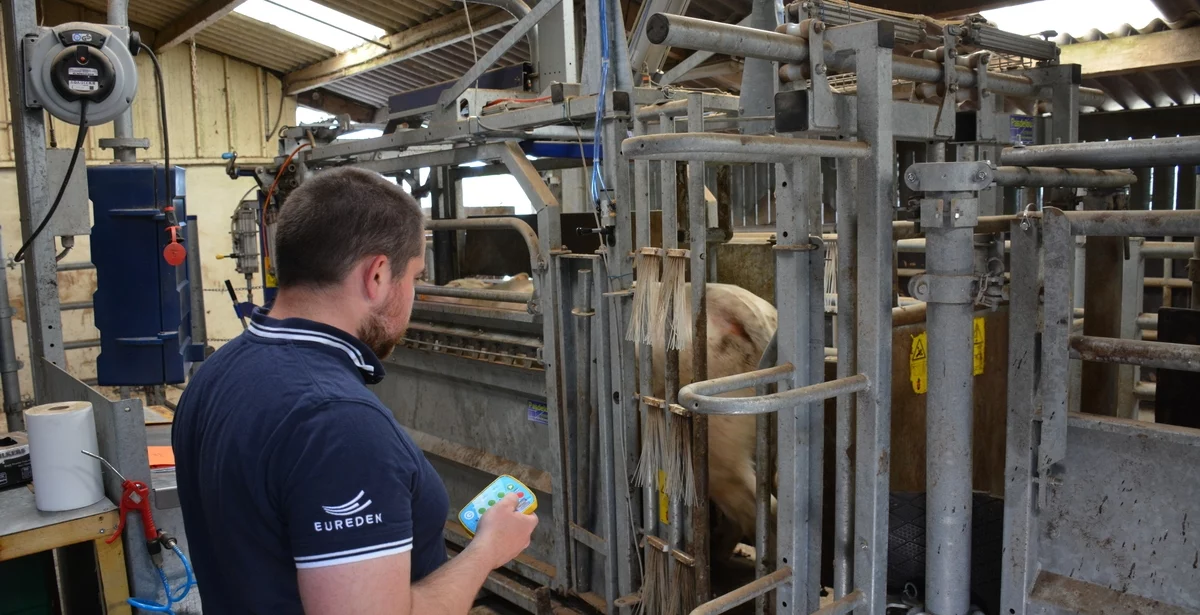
(24, 401, 105, 512)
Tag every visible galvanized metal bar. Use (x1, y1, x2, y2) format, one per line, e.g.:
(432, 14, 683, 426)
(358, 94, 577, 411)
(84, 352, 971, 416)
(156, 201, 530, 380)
(850, 24, 896, 614)
(680, 374, 869, 416)
(1063, 210, 1200, 238)
(572, 267, 597, 594)
(812, 589, 866, 615)
(415, 284, 534, 304)
(1069, 335, 1200, 372)
(687, 92, 711, 606)
(3, 0, 67, 401)
(1142, 241, 1196, 259)
(0, 230, 21, 431)
(643, 14, 1107, 107)
(991, 167, 1136, 189)
(437, 0, 565, 108)
(1000, 136, 1200, 169)
(589, 257, 622, 613)
(539, 233, 571, 593)
(1040, 208, 1073, 473)
(688, 567, 792, 615)
(623, 133, 871, 163)
(1117, 239, 1146, 419)
(426, 217, 546, 278)
(922, 199, 977, 615)
(833, 153, 857, 600)
(1000, 218, 1040, 615)
(754, 332, 777, 615)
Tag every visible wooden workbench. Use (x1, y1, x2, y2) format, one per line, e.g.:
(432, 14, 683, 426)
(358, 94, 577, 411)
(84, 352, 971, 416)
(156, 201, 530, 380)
(0, 485, 131, 614)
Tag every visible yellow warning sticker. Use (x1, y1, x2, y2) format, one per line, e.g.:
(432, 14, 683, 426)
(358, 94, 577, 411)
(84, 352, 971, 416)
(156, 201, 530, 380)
(657, 469, 669, 525)
(910, 332, 928, 395)
(264, 256, 278, 288)
(973, 317, 986, 376)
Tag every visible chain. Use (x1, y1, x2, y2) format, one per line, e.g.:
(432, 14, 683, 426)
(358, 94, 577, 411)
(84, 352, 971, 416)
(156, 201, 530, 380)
(204, 286, 266, 292)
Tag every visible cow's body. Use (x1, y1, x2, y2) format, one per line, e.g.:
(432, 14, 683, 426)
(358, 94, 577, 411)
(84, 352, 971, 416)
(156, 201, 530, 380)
(422, 276, 776, 559)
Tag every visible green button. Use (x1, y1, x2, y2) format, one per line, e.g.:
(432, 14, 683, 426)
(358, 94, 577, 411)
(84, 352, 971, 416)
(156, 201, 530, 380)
(488, 500, 495, 506)
(496, 492, 504, 499)
(478, 508, 486, 515)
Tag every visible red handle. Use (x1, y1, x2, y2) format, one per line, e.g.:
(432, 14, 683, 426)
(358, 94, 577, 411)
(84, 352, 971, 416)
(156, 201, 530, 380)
(107, 480, 157, 544)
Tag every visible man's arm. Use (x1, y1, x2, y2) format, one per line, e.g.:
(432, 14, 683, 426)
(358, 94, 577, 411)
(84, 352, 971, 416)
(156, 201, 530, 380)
(298, 493, 537, 615)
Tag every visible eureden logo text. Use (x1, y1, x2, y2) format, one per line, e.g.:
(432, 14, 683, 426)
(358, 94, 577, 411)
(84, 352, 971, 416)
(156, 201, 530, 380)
(314, 490, 382, 532)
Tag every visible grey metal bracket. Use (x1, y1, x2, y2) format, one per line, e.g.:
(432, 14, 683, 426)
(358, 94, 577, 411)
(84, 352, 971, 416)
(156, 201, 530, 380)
(904, 161, 994, 193)
(918, 194, 980, 228)
(806, 19, 839, 131)
(935, 31, 959, 139)
(908, 272, 975, 305)
(98, 137, 151, 150)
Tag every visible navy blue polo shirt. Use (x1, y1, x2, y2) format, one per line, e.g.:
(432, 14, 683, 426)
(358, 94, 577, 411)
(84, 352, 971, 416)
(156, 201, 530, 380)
(172, 308, 449, 613)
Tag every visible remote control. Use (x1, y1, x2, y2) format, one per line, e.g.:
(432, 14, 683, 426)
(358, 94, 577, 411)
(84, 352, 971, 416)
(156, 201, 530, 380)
(459, 474, 537, 536)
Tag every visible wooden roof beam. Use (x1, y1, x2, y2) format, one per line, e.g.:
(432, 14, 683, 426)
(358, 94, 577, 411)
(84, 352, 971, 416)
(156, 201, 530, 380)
(156, 0, 248, 52)
(284, 8, 514, 96)
(1060, 27, 1200, 79)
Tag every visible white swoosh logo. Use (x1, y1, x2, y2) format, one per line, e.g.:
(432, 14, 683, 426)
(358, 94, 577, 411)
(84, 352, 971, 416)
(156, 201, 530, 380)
(323, 491, 373, 516)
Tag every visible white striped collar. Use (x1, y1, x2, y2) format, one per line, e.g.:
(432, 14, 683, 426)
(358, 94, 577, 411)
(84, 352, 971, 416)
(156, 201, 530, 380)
(247, 308, 385, 384)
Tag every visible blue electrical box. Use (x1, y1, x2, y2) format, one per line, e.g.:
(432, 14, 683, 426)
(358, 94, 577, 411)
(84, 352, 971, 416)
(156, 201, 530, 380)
(89, 165, 202, 385)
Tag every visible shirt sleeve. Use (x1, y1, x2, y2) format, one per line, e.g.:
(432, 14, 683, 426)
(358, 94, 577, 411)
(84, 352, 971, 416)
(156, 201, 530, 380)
(273, 400, 418, 569)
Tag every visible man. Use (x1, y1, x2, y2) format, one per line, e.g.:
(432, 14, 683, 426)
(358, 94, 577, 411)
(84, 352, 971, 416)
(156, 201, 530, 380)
(173, 167, 538, 613)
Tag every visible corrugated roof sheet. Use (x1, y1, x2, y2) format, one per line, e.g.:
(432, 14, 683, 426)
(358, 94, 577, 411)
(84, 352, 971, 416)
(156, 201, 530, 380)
(1055, 15, 1200, 110)
(316, 0, 463, 33)
(323, 31, 531, 106)
(196, 13, 335, 73)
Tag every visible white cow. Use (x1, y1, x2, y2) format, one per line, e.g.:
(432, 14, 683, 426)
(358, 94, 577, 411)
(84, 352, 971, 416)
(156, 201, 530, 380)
(420, 275, 776, 560)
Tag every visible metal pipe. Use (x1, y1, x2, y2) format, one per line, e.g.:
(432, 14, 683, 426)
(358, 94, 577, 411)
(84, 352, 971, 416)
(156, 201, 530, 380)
(468, 0, 538, 72)
(405, 322, 542, 348)
(1136, 314, 1157, 330)
(686, 95, 711, 605)
(57, 261, 95, 271)
(923, 210, 976, 615)
(1139, 242, 1193, 259)
(680, 373, 870, 415)
(108, 0, 135, 162)
(414, 284, 534, 304)
(60, 301, 93, 311)
(424, 217, 545, 284)
(622, 133, 871, 163)
(1134, 381, 1156, 400)
(689, 567, 793, 615)
(813, 590, 866, 615)
(0, 231, 22, 431)
(1064, 210, 1200, 238)
(644, 14, 1107, 107)
(1002, 136, 1200, 169)
(1069, 335, 1200, 372)
(572, 267, 595, 593)
(833, 156, 857, 599)
(65, 339, 101, 350)
(1144, 277, 1193, 289)
(992, 167, 1136, 189)
(754, 331, 778, 615)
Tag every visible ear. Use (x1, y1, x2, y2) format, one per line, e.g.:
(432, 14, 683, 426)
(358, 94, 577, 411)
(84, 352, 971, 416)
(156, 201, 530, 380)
(361, 255, 391, 302)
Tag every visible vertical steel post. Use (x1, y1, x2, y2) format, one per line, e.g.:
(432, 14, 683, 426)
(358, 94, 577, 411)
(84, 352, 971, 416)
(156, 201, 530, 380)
(186, 218, 207, 379)
(3, 0, 67, 403)
(833, 155, 857, 600)
(0, 230, 22, 430)
(848, 24, 895, 614)
(687, 93, 712, 606)
(774, 157, 819, 614)
(592, 256, 622, 611)
(922, 195, 976, 615)
(999, 218, 1041, 615)
(108, 0, 136, 162)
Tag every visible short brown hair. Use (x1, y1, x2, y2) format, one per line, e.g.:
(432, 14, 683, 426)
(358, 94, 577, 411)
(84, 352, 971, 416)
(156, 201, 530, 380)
(274, 166, 424, 289)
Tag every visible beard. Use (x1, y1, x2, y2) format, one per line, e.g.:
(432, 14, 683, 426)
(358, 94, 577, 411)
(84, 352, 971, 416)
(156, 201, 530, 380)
(357, 305, 406, 360)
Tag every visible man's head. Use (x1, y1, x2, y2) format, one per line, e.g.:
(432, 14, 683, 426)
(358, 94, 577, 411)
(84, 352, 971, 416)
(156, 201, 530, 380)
(274, 167, 425, 359)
